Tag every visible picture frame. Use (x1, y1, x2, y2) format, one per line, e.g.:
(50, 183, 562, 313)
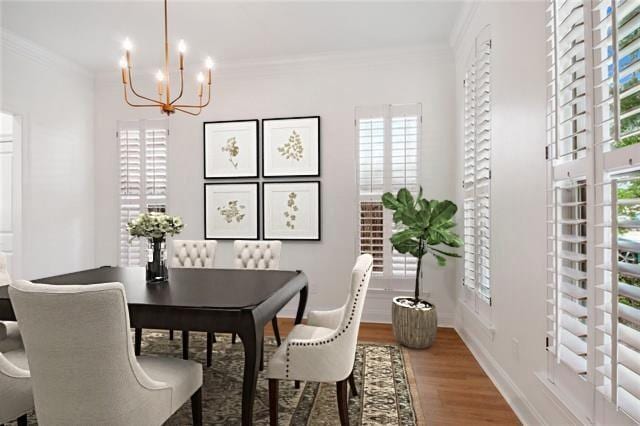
(203, 120, 259, 179)
(262, 116, 320, 177)
(204, 183, 259, 240)
(262, 181, 321, 241)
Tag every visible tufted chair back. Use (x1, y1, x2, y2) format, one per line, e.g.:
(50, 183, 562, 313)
(233, 241, 282, 270)
(171, 240, 217, 268)
(0, 254, 10, 286)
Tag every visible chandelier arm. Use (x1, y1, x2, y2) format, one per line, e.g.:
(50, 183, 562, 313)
(173, 84, 211, 109)
(124, 86, 163, 107)
(128, 68, 164, 105)
(174, 106, 202, 116)
(170, 69, 185, 105)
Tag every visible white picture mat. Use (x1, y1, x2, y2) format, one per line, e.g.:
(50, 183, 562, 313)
(263, 118, 319, 176)
(205, 184, 258, 239)
(264, 182, 319, 239)
(205, 121, 257, 177)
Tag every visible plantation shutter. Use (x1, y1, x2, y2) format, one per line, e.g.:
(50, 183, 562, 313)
(545, 0, 593, 389)
(462, 30, 492, 306)
(356, 104, 422, 283)
(390, 105, 421, 277)
(118, 119, 169, 266)
(592, 0, 640, 421)
(463, 64, 477, 291)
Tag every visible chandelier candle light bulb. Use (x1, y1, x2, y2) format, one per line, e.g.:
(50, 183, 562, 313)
(118, 0, 212, 116)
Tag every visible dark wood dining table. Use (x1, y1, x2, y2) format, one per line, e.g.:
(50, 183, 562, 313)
(0, 266, 309, 425)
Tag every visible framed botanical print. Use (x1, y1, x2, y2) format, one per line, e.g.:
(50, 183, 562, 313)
(204, 120, 258, 178)
(204, 183, 259, 240)
(262, 116, 320, 177)
(262, 181, 320, 241)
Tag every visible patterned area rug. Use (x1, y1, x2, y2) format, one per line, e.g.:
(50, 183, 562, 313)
(13, 330, 417, 425)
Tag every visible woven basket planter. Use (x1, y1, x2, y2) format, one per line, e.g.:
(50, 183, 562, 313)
(391, 296, 437, 349)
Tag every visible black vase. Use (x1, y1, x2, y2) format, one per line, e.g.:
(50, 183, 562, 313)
(146, 238, 168, 283)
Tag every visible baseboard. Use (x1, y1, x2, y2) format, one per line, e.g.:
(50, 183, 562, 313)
(455, 325, 547, 426)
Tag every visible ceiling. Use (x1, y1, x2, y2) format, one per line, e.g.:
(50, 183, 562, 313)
(1, 1, 464, 72)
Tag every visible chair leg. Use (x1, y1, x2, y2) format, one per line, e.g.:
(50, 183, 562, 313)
(232, 332, 237, 344)
(17, 414, 28, 426)
(272, 317, 282, 346)
(348, 369, 358, 397)
(336, 379, 349, 426)
(169, 329, 174, 340)
(268, 379, 279, 426)
(206, 332, 213, 367)
(134, 328, 142, 356)
(182, 330, 189, 360)
(260, 338, 264, 371)
(191, 387, 202, 426)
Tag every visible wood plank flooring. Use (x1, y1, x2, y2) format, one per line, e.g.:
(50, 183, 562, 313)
(268, 319, 520, 425)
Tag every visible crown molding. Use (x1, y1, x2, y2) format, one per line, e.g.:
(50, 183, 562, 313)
(449, 1, 480, 51)
(1, 28, 92, 79)
(95, 44, 453, 83)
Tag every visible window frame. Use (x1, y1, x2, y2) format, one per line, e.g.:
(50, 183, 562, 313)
(117, 118, 169, 267)
(355, 104, 422, 290)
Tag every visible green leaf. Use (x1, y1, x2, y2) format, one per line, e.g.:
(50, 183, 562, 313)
(429, 200, 457, 226)
(392, 238, 419, 254)
(382, 192, 400, 210)
(397, 188, 414, 208)
(432, 253, 446, 266)
(429, 246, 462, 258)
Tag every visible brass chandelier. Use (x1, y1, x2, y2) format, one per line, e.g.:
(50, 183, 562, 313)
(119, 0, 212, 116)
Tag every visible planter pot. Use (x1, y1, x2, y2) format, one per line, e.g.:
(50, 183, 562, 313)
(391, 296, 437, 349)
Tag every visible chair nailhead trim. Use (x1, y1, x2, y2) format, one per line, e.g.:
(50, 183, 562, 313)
(284, 261, 372, 379)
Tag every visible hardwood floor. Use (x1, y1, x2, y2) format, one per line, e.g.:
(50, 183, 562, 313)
(268, 319, 520, 425)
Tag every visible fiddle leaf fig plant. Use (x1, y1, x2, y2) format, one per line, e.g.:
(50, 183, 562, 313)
(382, 187, 462, 303)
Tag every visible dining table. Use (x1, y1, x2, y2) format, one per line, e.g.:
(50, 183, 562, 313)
(0, 266, 309, 426)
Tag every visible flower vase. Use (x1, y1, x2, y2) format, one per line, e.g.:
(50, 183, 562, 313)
(147, 238, 168, 283)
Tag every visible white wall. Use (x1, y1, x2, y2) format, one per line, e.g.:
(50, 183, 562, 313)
(453, 2, 581, 424)
(93, 46, 458, 323)
(0, 30, 95, 279)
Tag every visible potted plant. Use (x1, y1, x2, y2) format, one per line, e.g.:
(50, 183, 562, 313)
(382, 187, 462, 348)
(127, 212, 184, 283)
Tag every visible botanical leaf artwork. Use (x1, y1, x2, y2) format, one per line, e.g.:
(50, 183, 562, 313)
(221, 137, 240, 169)
(277, 130, 304, 161)
(218, 200, 246, 223)
(283, 192, 299, 229)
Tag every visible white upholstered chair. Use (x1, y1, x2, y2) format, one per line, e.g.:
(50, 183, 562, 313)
(168, 239, 218, 367)
(171, 240, 217, 268)
(9, 280, 203, 426)
(233, 240, 282, 345)
(266, 254, 373, 426)
(0, 254, 22, 353)
(0, 349, 33, 426)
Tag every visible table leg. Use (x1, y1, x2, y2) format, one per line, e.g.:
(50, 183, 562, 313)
(134, 328, 142, 356)
(295, 284, 308, 325)
(182, 330, 190, 360)
(239, 321, 263, 426)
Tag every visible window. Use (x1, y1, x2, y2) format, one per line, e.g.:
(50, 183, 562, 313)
(118, 119, 168, 266)
(356, 104, 422, 282)
(546, 0, 640, 422)
(463, 33, 492, 306)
